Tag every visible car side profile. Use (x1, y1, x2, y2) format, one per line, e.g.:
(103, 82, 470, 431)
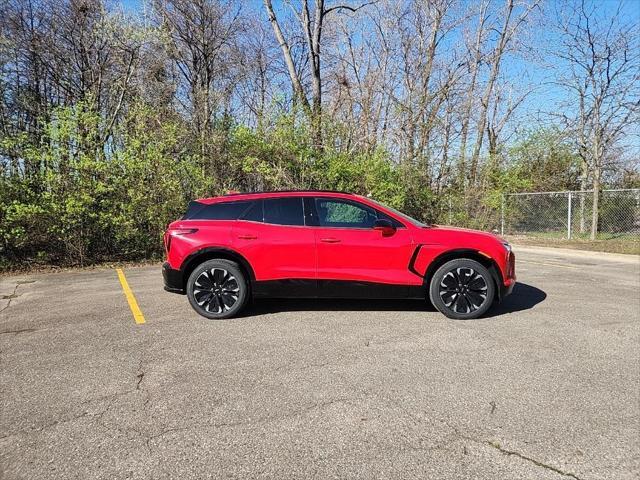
(162, 191, 516, 320)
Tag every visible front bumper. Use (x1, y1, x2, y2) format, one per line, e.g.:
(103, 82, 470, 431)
(163, 262, 185, 294)
(499, 251, 516, 300)
(500, 279, 516, 299)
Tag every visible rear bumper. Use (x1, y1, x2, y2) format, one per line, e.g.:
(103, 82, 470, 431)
(163, 262, 185, 294)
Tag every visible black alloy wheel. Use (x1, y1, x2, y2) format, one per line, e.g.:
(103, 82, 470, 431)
(187, 259, 248, 319)
(429, 258, 495, 319)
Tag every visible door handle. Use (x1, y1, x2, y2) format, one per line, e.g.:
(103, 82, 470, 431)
(237, 234, 257, 240)
(320, 238, 341, 243)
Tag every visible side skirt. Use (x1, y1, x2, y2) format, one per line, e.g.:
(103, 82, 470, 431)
(252, 279, 425, 300)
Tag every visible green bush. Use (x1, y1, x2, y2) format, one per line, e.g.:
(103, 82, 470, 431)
(0, 101, 586, 270)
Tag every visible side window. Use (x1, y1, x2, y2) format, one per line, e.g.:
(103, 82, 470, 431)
(377, 211, 404, 228)
(315, 198, 377, 228)
(240, 200, 263, 222)
(263, 197, 304, 226)
(185, 201, 251, 220)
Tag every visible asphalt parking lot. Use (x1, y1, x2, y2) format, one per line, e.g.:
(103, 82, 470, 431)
(1, 246, 638, 480)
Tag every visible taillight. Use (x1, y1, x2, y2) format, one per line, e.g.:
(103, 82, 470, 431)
(171, 228, 199, 236)
(165, 228, 198, 254)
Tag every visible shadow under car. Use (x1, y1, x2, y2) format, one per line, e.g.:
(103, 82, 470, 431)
(242, 282, 546, 319)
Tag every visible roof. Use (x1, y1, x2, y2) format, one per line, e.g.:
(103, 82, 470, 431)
(224, 189, 354, 196)
(195, 190, 358, 204)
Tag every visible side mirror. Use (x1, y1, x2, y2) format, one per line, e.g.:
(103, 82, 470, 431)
(373, 218, 396, 237)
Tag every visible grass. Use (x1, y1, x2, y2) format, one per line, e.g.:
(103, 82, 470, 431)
(0, 258, 162, 276)
(506, 232, 640, 255)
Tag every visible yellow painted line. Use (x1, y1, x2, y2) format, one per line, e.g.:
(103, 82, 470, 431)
(116, 268, 145, 324)
(519, 260, 578, 269)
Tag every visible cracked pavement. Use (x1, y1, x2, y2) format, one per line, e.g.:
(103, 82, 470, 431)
(0, 246, 638, 479)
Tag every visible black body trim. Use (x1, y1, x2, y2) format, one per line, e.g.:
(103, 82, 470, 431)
(498, 280, 515, 300)
(407, 244, 426, 278)
(252, 279, 425, 299)
(318, 280, 424, 299)
(181, 247, 256, 282)
(162, 248, 257, 295)
(252, 279, 318, 298)
(163, 262, 185, 294)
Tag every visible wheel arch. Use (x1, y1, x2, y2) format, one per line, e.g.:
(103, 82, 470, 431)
(180, 247, 256, 291)
(422, 248, 504, 301)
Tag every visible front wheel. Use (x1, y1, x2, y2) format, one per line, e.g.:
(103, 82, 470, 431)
(429, 258, 495, 320)
(186, 259, 249, 319)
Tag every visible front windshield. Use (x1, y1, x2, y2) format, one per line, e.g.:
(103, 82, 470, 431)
(367, 198, 429, 228)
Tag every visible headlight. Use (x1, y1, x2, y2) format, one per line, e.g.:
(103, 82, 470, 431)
(502, 242, 511, 253)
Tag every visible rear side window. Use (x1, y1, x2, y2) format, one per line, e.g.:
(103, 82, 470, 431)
(240, 200, 264, 222)
(264, 197, 304, 226)
(183, 201, 206, 219)
(184, 201, 251, 220)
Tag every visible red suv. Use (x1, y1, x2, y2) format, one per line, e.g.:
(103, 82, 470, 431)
(163, 191, 515, 320)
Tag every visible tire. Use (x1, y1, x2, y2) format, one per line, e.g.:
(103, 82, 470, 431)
(429, 258, 495, 320)
(186, 259, 249, 319)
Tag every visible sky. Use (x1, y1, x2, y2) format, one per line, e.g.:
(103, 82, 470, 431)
(116, 0, 639, 147)
(118, 0, 640, 22)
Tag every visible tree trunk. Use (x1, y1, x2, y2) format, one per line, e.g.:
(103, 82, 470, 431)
(297, 0, 324, 149)
(263, 0, 310, 112)
(469, 0, 514, 185)
(579, 161, 588, 234)
(458, 1, 488, 187)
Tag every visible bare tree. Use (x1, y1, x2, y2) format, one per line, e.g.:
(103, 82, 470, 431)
(468, 0, 541, 185)
(554, 0, 640, 239)
(1, 0, 143, 164)
(154, 0, 242, 168)
(234, 20, 278, 131)
(263, 0, 371, 149)
(456, 0, 489, 187)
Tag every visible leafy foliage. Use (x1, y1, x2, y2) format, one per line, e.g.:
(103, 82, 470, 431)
(0, 99, 589, 269)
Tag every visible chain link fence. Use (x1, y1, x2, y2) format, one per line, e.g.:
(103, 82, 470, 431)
(501, 189, 640, 241)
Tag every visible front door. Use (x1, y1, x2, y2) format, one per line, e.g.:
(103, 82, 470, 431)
(309, 197, 416, 297)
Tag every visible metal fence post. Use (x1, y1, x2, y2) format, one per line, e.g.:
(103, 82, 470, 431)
(501, 194, 505, 236)
(567, 191, 572, 240)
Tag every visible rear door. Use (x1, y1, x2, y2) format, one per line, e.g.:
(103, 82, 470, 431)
(309, 197, 417, 291)
(232, 197, 316, 284)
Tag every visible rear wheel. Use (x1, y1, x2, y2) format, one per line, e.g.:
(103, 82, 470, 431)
(429, 258, 495, 320)
(186, 259, 249, 319)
